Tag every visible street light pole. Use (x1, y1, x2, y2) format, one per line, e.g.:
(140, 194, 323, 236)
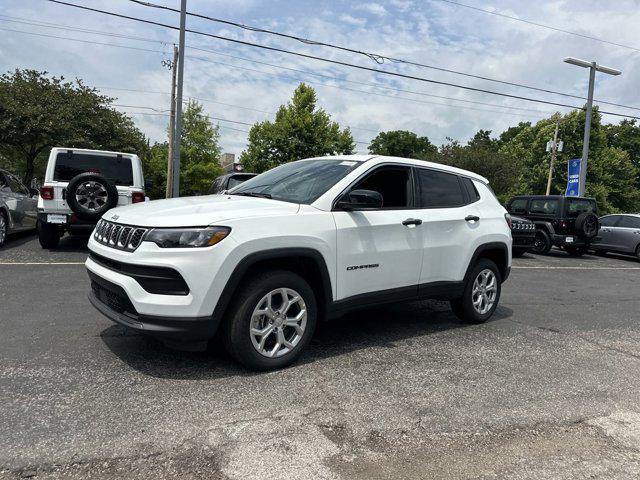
(564, 57, 621, 197)
(171, 0, 187, 198)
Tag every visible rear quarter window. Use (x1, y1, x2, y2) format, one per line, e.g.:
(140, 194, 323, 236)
(566, 198, 597, 217)
(54, 153, 134, 186)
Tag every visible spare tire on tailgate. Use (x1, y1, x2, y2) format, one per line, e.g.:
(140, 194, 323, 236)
(66, 172, 119, 221)
(575, 212, 599, 239)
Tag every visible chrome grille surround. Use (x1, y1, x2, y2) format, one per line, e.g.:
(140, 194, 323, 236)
(94, 219, 148, 251)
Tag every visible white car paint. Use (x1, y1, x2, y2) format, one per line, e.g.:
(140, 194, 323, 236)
(86, 155, 511, 332)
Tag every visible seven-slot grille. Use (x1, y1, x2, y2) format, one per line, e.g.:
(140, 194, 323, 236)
(94, 219, 148, 251)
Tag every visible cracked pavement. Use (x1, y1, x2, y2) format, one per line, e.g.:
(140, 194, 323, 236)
(1, 233, 640, 479)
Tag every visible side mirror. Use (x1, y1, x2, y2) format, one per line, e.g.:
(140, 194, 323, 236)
(336, 189, 383, 210)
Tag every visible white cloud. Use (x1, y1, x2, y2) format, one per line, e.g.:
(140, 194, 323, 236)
(339, 14, 367, 26)
(355, 2, 388, 17)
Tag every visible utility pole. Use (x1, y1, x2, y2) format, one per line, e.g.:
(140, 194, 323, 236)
(545, 117, 562, 196)
(166, 45, 178, 199)
(171, 0, 187, 198)
(564, 57, 621, 197)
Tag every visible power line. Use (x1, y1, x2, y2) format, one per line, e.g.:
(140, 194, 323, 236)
(433, 0, 640, 53)
(0, 15, 559, 117)
(0, 24, 558, 121)
(7, 13, 640, 118)
(127, 0, 640, 111)
(44, 0, 640, 119)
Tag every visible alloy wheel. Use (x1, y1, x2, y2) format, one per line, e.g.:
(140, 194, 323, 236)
(0, 214, 6, 245)
(75, 181, 108, 213)
(249, 288, 307, 358)
(471, 269, 497, 315)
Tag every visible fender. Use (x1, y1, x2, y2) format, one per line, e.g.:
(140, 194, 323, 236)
(533, 221, 555, 235)
(464, 242, 510, 284)
(211, 247, 333, 324)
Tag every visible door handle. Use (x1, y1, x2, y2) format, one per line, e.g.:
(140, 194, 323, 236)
(402, 218, 422, 226)
(465, 215, 480, 222)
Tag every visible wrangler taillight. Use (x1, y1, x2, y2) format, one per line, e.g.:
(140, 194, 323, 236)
(40, 186, 54, 200)
(132, 191, 145, 203)
(504, 213, 513, 229)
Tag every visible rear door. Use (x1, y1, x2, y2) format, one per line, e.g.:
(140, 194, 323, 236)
(333, 164, 424, 300)
(597, 215, 621, 250)
(613, 216, 640, 253)
(416, 168, 480, 285)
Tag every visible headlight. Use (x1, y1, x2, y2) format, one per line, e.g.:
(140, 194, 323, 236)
(144, 226, 231, 248)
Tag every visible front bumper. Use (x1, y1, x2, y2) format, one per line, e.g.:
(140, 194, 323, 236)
(512, 232, 535, 250)
(88, 271, 218, 342)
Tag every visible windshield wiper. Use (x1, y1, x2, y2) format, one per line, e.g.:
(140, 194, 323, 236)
(231, 191, 272, 199)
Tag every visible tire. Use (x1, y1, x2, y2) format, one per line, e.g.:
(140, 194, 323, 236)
(37, 220, 60, 249)
(66, 173, 119, 222)
(0, 211, 7, 248)
(450, 259, 502, 324)
(636, 244, 640, 262)
(222, 270, 317, 371)
(575, 212, 599, 239)
(565, 246, 587, 257)
(532, 229, 552, 255)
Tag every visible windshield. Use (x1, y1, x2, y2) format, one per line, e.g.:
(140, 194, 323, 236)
(230, 159, 360, 204)
(54, 152, 134, 186)
(227, 175, 255, 189)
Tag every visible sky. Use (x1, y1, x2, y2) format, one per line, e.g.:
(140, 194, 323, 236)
(1, 0, 639, 156)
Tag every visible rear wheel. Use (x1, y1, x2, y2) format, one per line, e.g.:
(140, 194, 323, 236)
(0, 211, 7, 247)
(222, 270, 317, 371)
(636, 244, 640, 262)
(37, 220, 60, 249)
(450, 259, 501, 324)
(565, 246, 587, 257)
(532, 230, 552, 255)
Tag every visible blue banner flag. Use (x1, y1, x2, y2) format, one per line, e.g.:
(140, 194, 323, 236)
(565, 158, 581, 197)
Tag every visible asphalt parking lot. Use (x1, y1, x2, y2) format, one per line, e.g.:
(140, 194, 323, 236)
(1, 232, 640, 479)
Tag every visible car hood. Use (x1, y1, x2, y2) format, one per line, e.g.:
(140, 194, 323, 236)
(104, 194, 300, 227)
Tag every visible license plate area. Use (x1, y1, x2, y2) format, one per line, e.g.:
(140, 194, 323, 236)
(565, 236, 574, 243)
(47, 214, 67, 224)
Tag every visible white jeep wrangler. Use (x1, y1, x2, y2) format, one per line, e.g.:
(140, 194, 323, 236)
(38, 148, 146, 248)
(86, 155, 512, 371)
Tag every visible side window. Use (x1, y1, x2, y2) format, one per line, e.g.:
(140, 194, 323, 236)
(530, 199, 558, 215)
(461, 177, 480, 203)
(508, 198, 528, 214)
(599, 216, 620, 227)
(8, 175, 29, 195)
(619, 216, 640, 229)
(417, 169, 465, 208)
(351, 166, 412, 208)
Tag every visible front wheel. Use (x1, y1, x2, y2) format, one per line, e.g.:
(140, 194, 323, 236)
(450, 259, 501, 324)
(222, 270, 317, 371)
(37, 221, 60, 249)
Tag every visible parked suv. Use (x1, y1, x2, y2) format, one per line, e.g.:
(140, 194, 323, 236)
(0, 169, 38, 247)
(86, 155, 512, 370)
(208, 172, 257, 194)
(505, 195, 599, 256)
(37, 148, 146, 249)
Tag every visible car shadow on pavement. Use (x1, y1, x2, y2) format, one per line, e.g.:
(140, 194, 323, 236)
(99, 300, 513, 380)
(1, 230, 37, 250)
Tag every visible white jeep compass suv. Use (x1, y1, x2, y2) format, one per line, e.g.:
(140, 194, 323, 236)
(86, 155, 512, 370)
(38, 147, 146, 248)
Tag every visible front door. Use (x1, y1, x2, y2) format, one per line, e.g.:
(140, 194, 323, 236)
(333, 165, 424, 300)
(613, 216, 640, 253)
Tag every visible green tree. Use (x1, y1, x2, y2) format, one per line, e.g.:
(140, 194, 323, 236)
(368, 130, 437, 159)
(144, 101, 223, 198)
(604, 119, 640, 187)
(0, 69, 147, 184)
(240, 83, 355, 173)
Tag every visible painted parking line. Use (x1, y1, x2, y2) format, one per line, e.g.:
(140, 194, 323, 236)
(513, 266, 640, 270)
(0, 262, 85, 265)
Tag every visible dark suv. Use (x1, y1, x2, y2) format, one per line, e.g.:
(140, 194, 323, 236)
(505, 195, 599, 256)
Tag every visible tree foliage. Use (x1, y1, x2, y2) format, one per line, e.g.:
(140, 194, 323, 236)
(240, 83, 354, 173)
(368, 130, 437, 159)
(0, 69, 148, 184)
(144, 101, 223, 198)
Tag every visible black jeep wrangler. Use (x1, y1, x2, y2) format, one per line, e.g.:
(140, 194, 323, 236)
(505, 195, 599, 256)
